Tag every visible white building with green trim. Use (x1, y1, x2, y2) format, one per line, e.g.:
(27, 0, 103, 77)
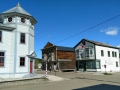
(75, 39, 120, 72)
(0, 3, 37, 78)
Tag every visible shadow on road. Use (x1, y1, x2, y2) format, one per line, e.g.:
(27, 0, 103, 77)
(72, 77, 120, 84)
(73, 84, 120, 90)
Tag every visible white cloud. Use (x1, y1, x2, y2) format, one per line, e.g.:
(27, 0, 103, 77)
(117, 45, 120, 47)
(100, 26, 119, 35)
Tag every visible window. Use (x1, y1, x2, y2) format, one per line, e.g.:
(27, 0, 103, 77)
(112, 51, 114, 57)
(90, 49, 93, 55)
(20, 57, 25, 66)
(20, 33, 25, 44)
(85, 48, 89, 57)
(108, 51, 110, 57)
(96, 61, 100, 69)
(76, 50, 83, 58)
(0, 31, 2, 42)
(115, 52, 117, 57)
(116, 62, 118, 67)
(101, 50, 104, 56)
(0, 52, 4, 66)
(21, 18, 25, 23)
(86, 61, 96, 69)
(76, 50, 80, 58)
(8, 17, 12, 22)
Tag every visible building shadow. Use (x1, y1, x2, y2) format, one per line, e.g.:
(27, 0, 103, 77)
(73, 84, 120, 90)
(71, 77, 120, 84)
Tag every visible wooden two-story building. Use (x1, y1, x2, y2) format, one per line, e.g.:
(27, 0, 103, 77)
(41, 42, 76, 71)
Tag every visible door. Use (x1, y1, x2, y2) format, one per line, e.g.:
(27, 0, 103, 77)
(83, 61, 86, 71)
(30, 61, 33, 73)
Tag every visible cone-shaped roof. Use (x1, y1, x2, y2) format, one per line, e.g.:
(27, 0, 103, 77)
(2, 3, 31, 16)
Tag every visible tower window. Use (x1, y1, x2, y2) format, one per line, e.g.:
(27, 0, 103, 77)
(0, 52, 5, 66)
(20, 57, 25, 66)
(0, 31, 2, 42)
(21, 18, 25, 23)
(8, 17, 12, 22)
(20, 33, 25, 44)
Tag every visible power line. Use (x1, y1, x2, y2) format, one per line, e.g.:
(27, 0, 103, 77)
(34, 14, 120, 52)
(54, 15, 120, 44)
(49, 1, 120, 41)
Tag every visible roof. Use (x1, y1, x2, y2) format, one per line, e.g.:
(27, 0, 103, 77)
(56, 46, 74, 51)
(42, 42, 74, 51)
(74, 39, 120, 49)
(0, 24, 15, 30)
(2, 3, 31, 16)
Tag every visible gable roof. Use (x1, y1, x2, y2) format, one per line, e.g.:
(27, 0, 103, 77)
(2, 3, 31, 16)
(42, 42, 74, 51)
(74, 39, 119, 49)
(44, 42, 54, 48)
(56, 46, 74, 51)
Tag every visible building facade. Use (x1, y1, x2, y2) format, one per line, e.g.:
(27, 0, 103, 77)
(75, 39, 120, 72)
(42, 42, 76, 71)
(0, 3, 37, 78)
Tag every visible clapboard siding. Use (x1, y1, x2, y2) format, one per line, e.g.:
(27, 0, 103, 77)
(0, 30, 14, 73)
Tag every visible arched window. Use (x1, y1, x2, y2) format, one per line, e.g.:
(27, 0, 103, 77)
(8, 17, 12, 22)
(21, 18, 25, 23)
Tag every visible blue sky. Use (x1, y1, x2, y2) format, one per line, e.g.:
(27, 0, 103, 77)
(0, 0, 120, 58)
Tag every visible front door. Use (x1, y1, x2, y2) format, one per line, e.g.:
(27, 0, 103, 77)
(30, 61, 33, 73)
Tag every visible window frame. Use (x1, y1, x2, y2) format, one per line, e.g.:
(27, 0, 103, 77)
(0, 52, 5, 67)
(20, 33, 25, 44)
(112, 51, 114, 57)
(8, 17, 12, 22)
(0, 31, 2, 42)
(116, 61, 118, 67)
(115, 52, 117, 57)
(101, 50, 104, 56)
(20, 57, 25, 66)
(108, 51, 110, 57)
(21, 18, 26, 23)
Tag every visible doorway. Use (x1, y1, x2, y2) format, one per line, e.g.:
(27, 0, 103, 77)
(30, 60, 33, 73)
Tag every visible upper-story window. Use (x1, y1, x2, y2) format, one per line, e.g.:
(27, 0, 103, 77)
(0, 31, 2, 42)
(115, 52, 117, 57)
(21, 18, 25, 23)
(8, 17, 12, 22)
(85, 48, 89, 57)
(85, 46, 93, 58)
(20, 33, 25, 44)
(101, 50, 104, 56)
(108, 51, 110, 57)
(112, 51, 114, 57)
(76, 50, 83, 58)
(0, 52, 5, 66)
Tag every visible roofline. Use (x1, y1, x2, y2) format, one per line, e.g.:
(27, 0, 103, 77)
(41, 45, 74, 51)
(74, 39, 120, 49)
(0, 24, 15, 30)
(0, 12, 37, 24)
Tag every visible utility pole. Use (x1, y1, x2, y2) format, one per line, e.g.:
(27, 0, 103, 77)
(45, 61, 48, 78)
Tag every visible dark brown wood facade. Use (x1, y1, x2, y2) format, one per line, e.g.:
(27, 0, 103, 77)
(42, 42, 76, 71)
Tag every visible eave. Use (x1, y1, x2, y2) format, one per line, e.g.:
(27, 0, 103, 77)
(0, 24, 15, 31)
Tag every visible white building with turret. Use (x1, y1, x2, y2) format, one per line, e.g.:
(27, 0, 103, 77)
(0, 3, 37, 78)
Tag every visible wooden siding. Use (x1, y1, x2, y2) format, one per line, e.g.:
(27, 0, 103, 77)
(57, 51, 76, 69)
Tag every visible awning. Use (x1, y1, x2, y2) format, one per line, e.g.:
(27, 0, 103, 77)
(26, 51, 37, 59)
